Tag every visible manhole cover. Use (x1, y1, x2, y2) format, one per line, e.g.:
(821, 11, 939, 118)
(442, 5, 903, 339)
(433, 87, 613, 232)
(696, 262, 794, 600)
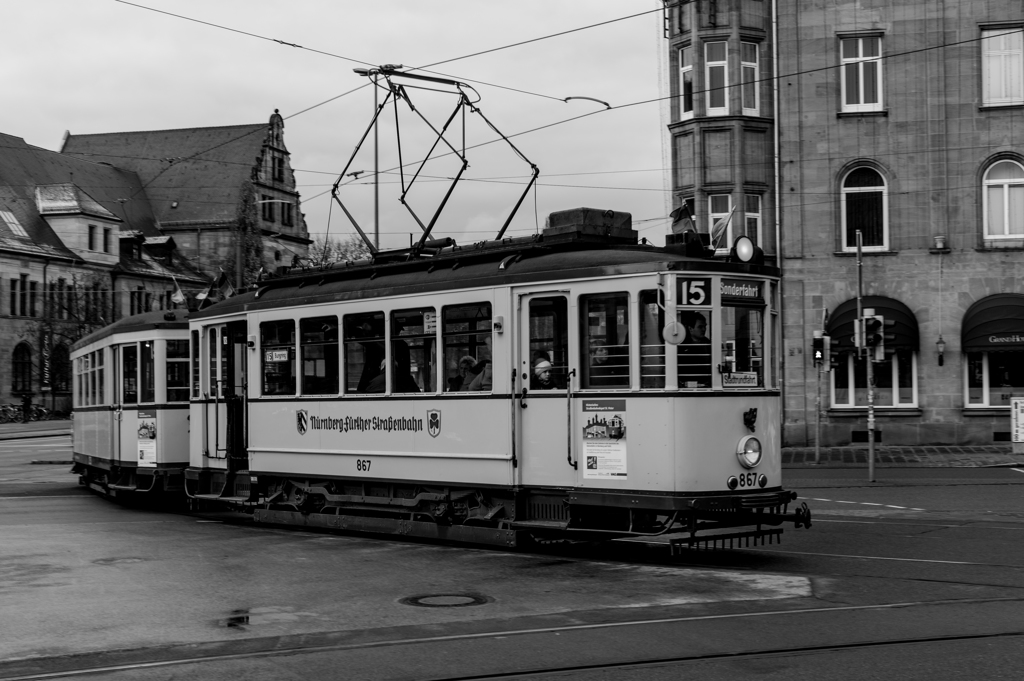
(399, 593, 492, 608)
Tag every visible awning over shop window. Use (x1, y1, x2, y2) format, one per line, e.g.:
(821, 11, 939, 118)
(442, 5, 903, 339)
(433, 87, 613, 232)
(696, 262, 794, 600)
(961, 293, 1024, 352)
(825, 296, 919, 353)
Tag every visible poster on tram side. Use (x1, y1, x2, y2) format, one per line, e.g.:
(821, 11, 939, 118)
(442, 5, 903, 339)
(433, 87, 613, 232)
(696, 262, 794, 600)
(137, 410, 157, 467)
(581, 400, 627, 479)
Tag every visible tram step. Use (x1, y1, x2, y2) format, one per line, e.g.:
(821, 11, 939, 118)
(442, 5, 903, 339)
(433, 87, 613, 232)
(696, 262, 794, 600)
(510, 520, 571, 530)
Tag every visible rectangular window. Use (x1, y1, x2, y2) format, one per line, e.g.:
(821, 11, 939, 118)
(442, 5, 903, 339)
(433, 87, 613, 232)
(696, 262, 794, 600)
(207, 328, 219, 397)
(705, 41, 728, 115)
(122, 345, 138, 405)
(721, 305, 764, 388)
(140, 341, 155, 403)
(841, 36, 883, 112)
(677, 309, 712, 388)
(274, 157, 285, 182)
(639, 291, 665, 389)
(29, 281, 37, 317)
(0, 209, 28, 237)
(392, 308, 435, 393)
(191, 330, 200, 399)
(300, 315, 339, 395)
(679, 45, 694, 120)
(103, 228, 111, 254)
(709, 194, 733, 249)
(88, 224, 96, 251)
(982, 29, 1024, 106)
(833, 350, 916, 407)
(744, 194, 762, 248)
(281, 202, 294, 227)
(261, 195, 275, 222)
(965, 350, 1024, 407)
(580, 294, 630, 389)
(741, 41, 759, 115)
(344, 312, 386, 393)
(261, 320, 296, 395)
(19, 274, 28, 317)
(443, 303, 492, 392)
(10, 278, 17, 316)
(529, 297, 569, 390)
(167, 339, 190, 402)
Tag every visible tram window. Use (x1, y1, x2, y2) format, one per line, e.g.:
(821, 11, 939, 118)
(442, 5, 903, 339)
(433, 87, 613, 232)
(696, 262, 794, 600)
(140, 341, 155, 403)
(300, 315, 339, 395)
(96, 350, 104, 405)
(344, 312, 386, 393)
(261, 320, 296, 395)
(122, 345, 138, 404)
(392, 308, 434, 393)
(720, 305, 764, 388)
(639, 290, 665, 388)
(191, 330, 200, 399)
(167, 339, 190, 402)
(677, 310, 712, 388)
(443, 303, 492, 392)
(529, 297, 568, 390)
(580, 293, 630, 389)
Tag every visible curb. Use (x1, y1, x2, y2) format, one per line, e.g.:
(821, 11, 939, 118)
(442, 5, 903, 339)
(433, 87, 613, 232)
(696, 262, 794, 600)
(0, 431, 71, 441)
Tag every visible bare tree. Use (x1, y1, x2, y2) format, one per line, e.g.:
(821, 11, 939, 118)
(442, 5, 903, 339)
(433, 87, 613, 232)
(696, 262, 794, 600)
(307, 234, 371, 267)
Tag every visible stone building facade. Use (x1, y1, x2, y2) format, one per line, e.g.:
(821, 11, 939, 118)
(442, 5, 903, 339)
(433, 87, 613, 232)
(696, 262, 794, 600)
(664, 1, 1024, 447)
(1, 111, 309, 412)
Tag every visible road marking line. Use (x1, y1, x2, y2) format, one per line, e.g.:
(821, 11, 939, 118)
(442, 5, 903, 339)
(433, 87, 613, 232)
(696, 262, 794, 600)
(749, 548, 1005, 566)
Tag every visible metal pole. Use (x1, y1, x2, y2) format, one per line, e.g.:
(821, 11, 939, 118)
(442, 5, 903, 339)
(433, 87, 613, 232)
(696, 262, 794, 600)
(374, 72, 380, 250)
(815, 363, 822, 464)
(857, 230, 875, 481)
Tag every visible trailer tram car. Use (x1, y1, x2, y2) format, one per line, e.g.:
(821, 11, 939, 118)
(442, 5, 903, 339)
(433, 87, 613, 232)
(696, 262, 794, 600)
(182, 209, 810, 549)
(70, 309, 192, 499)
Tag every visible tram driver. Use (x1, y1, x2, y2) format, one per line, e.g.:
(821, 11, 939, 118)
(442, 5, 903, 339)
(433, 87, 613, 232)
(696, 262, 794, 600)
(679, 311, 712, 388)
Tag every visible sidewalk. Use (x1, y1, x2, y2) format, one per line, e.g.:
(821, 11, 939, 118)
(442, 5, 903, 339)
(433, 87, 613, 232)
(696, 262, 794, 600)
(0, 419, 72, 441)
(783, 445, 1024, 468)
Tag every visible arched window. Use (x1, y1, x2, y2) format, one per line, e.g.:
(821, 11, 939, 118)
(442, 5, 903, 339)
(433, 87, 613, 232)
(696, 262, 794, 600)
(50, 344, 71, 393)
(983, 160, 1024, 239)
(12, 342, 32, 393)
(841, 167, 888, 251)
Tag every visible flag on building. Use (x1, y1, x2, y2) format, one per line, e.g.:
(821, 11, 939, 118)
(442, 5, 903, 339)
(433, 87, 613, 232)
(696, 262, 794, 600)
(170, 276, 186, 305)
(710, 205, 736, 250)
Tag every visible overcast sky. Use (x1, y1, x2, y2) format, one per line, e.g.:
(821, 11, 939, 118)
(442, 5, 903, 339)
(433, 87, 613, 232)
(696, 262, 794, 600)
(3, 1, 670, 251)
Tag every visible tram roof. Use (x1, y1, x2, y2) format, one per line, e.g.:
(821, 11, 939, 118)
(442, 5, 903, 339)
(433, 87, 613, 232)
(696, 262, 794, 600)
(71, 308, 189, 352)
(195, 231, 779, 319)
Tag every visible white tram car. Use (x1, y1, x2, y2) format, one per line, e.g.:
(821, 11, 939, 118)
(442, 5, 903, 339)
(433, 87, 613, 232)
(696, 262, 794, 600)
(184, 209, 810, 548)
(70, 309, 192, 498)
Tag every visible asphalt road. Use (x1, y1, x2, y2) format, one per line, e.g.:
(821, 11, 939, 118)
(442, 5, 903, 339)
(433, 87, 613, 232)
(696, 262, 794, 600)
(1, 435, 1022, 680)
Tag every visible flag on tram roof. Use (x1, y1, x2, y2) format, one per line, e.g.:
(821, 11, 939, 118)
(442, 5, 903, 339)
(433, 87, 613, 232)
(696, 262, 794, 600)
(170, 276, 185, 305)
(710, 205, 736, 250)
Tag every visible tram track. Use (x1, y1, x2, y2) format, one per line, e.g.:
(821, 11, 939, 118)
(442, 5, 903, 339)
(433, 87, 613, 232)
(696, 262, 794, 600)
(1, 597, 1021, 680)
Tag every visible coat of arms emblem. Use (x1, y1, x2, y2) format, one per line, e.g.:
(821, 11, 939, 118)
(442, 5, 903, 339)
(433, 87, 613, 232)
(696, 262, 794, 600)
(427, 409, 441, 438)
(296, 409, 308, 435)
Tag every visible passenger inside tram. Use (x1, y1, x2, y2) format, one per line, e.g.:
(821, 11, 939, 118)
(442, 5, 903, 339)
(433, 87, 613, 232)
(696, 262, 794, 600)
(679, 310, 712, 388)
(532, 358, 555, 390)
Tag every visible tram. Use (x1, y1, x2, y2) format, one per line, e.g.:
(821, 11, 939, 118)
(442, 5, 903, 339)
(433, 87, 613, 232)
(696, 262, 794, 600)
(182, 208, 811, 549)
(70, 309, 191, 498)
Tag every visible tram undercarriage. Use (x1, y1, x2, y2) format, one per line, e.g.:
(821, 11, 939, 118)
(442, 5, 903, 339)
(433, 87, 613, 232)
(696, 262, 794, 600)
(184, 470, 812, 549)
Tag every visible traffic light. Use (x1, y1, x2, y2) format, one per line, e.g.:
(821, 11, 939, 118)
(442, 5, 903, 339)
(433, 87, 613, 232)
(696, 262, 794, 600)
(812, 332, 825, 366)
(864, 314, 887, 361)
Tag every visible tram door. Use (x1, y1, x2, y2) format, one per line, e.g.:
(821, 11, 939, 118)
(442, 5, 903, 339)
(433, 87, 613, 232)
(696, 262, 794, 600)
(114, 342, 148, 468)
(517, 293, 576, 488)
(222, 321, 248, 472)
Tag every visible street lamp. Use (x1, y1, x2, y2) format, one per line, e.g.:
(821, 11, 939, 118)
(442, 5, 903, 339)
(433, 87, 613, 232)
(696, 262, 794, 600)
(936, 335, 946, 366)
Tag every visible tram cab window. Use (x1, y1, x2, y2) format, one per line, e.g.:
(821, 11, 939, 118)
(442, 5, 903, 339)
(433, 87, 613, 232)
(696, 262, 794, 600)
(677, 310, 712, 388)
(140, 342, 155, 403)
(300, 316, 339, 395)
(261, 320, 296, 395)
(344, 312, 386, 393)
(122, 345, 138, 404)
(75, 350, 105, 406)
(529, 297, 568, 390)
(443, 303, 492, 392)
(580, 293, 630, 389)
(639, 290, 665, 388)
(166, 340, 190, 402)
(392, 308, 434, 393)
(721, 304, 764, 389)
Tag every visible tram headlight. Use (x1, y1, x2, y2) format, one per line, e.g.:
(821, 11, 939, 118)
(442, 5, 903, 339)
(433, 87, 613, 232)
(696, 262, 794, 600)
(736, 435, 762, 469)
